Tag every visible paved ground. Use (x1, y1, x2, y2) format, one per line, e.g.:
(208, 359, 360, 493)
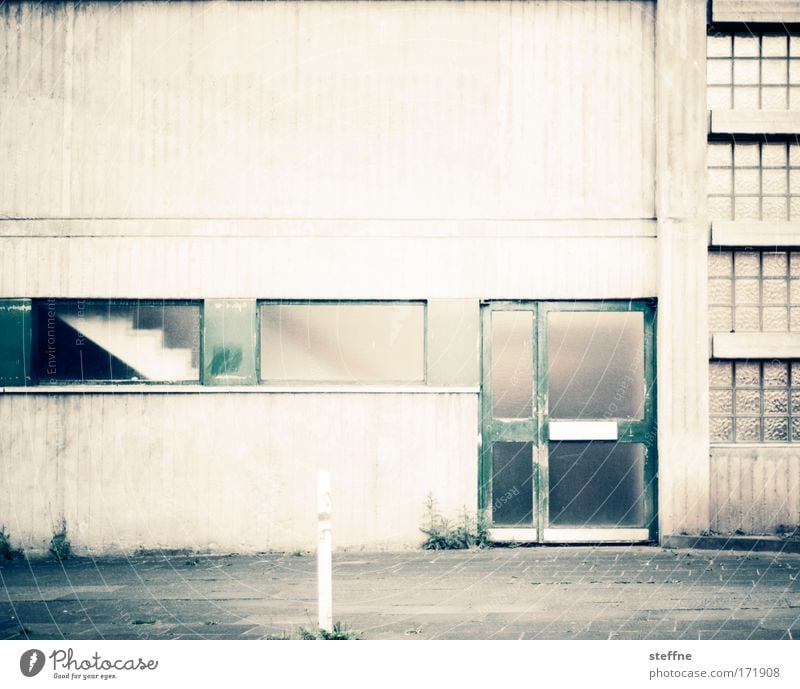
(1, 546, 800, 640)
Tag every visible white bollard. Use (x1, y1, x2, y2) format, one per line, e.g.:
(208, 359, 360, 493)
(317, 469, 333, 632)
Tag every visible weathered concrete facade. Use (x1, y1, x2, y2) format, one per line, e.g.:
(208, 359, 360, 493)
(2, 0, 790, 554)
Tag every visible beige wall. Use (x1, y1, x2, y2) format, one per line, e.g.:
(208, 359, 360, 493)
(0, 392, 478, 553)
(710, 447, 800, 536)
(0, 0, 655, 221)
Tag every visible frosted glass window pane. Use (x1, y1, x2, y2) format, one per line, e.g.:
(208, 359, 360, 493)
(708, 144, 733, 167)
(790, 280, 800, 304)
(792, 146, 800, 168)
(734, 252, 760, 277)
(710, 307, 733, 332)
(708, 168, 733, 194)
(492, 442, 533, 526)
(762, 279, 788, 304)
(762, 196, 788, 221)
(708, 86, 733, 109)
(762, 170, 788, 195)
(710, 361, 733, 387)
(764, 390, 789, 414)
(793, 362, 800, 385)
(736, 362, 761, 386)
(491, 310, 533, 419)
(708, 35, 732, 58)
(791, 37, 800, 58)
(763, 307, 789, 331)
(734, 169, 760, 194)
(792, 391, 800, 414)
(735, 307, 760, 330)
(762, 145, 787, 168)
(547, 311, 644, 420)
(790, 170, 800, 194)
(260, 302, 424, 382)
(733, 59, 759, 84)
(762, 60, 788, 84)
(709, 279, 733, 305)
(710, 389, 733, 414)
(792, 418, 800, 442)
(734, 279, 759, 304)
(548, 442, 645, 528)
(711, 417, 734, 442)
(762, 87, 789, 109)
(791, 197, 800, 220)
(764, 417, 789, 442)
(763, 36, 787, 58)
(763, 252, 788, 277)
(791, 308, 800, 331)
(791, 253, 800, 276)
(734, 87, 759, 109)
(734, 144, 760, 167)
(709, 196, 733, 219)
(736, 389, 761, 413)
(764, 361, 789, 386)
(33, 300, 200, 382)
(736, 417, 761, 442)
(709, 251, 733, 277)
(707, 60, 732, 84)
(733, 36, 759, 57)
(791, 87, 800, 109)
(734, 196, 760, 219)
(791, 61, 800, 85)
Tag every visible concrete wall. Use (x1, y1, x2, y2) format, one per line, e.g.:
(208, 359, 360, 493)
(710, 447, 800, 536)
(0, 391, 478, 553)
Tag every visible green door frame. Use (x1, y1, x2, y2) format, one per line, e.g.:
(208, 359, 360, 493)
(480, 299, 658, 543)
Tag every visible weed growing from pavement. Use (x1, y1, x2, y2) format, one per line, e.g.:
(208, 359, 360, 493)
(1, 525, 23, 560)
(49, 520, 72, 560)
(420, 494, 488, 550)
(263, 622, 361, 640)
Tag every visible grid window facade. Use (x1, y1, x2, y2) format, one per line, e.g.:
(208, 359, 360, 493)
(709, 360, 800, 443)
(708, 249, 800, 332)
(707, 33, 800, 109)
(708, 142, 800, 221)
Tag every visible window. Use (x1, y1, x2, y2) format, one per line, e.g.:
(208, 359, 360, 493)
(33, 300, 201, 383)
(259, 301, 425, 383)
(708, 142, 800, 222)
(709, 249, 800, 332)
(707, 33, 800, 110)
(709, 360, 800, 443)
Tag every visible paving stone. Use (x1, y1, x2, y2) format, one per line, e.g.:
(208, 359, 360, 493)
(1, 547, 799, 639)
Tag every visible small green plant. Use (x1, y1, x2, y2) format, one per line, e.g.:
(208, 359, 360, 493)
(298, 622, 361, 640)
(1, 525, 22, 560)
(49, 520, 72, 560)
(420, 494, 488, 550)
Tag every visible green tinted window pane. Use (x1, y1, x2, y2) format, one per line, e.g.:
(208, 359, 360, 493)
(34, 300, 200, 382)
(491, 311, 533, 419)
(491, 442, 533, 527)
(548, 442, 646, 528)
(260, 303, 424, 383)
(547, 311, 644, 420)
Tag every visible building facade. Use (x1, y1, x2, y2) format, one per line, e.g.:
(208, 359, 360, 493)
(0, 0, 795, 554)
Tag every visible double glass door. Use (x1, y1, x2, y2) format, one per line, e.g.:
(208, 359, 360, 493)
(480, 301, 657, 543)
